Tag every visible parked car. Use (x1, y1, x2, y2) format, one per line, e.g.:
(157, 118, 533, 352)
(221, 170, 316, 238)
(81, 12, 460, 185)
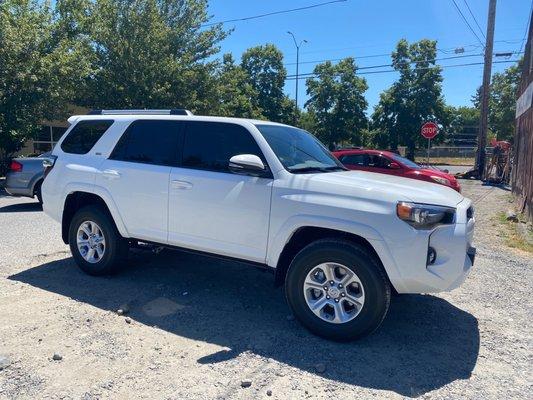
(42, 110, 475, 341)
(4, 152, 51, 203)
(333, 149, 461, 192)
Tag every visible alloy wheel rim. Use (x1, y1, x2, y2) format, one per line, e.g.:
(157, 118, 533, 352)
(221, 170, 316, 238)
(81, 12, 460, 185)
(302, 262, 365, 324)
(76, 220, 106, 264)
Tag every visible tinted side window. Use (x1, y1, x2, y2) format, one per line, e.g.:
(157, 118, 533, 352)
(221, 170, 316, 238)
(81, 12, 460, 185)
(340, 154, 367, 166)
(61, 120, 113, 154)
(367, 155, 392, 169)
(182, 122, 264, 173)
(111, 120, 182, 166)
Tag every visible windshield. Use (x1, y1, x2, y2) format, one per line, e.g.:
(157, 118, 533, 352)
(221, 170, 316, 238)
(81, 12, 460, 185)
(391, 154, 421, 169)
(255, 124, 345, 173)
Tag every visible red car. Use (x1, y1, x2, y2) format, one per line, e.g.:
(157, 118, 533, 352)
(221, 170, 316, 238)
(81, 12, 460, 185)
(332, 149, 461, 192)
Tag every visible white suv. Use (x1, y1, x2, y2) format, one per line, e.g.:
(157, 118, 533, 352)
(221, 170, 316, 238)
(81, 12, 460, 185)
(42, 110, 475, 341)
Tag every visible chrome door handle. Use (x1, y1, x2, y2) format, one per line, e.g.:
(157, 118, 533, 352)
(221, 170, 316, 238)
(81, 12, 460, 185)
(171, 180, 193, 190)
(102, 169, 121, 179)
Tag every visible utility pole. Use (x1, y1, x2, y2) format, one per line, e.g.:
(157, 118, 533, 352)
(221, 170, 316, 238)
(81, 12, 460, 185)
(287, 31, 307, 124)
(476, 0, 497, 179)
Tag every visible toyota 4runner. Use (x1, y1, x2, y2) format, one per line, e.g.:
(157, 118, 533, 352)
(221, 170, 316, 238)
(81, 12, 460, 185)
(42, 109, 475, 341)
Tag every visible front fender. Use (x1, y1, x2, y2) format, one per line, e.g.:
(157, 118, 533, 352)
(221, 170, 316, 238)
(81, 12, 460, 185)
(266, 215, 408, 293)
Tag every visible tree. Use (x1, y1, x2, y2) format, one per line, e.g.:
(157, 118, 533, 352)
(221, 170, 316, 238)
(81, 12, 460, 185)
(473, 61, 522, 141)
(305, 58, 368, 148)
(0, 0, 92, 168)
(214, 54, 262, 118)
(81, 0, 227, 113)
(446, 105, 479, 145)
(241, 44, 294, 123)
(371, 39, 448, 158)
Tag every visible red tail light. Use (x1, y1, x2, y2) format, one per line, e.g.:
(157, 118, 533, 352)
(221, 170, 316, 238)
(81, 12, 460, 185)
(9, 160, 23, 172)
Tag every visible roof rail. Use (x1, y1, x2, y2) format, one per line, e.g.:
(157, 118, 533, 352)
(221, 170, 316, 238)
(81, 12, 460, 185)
(87, 109, 193, 116)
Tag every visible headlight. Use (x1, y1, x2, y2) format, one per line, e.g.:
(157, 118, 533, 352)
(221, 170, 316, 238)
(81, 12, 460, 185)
(397, 202, 455, 229)
(430, 175, 450, 186)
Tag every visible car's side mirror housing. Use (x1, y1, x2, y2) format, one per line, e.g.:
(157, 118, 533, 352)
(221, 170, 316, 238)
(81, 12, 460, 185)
(229, 154, 269, 177)
(390, 162, 402, 169)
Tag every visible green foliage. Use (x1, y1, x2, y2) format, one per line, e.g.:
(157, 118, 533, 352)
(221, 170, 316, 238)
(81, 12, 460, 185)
(0, 0, 92, 160)
(214, 53, 262, 119)
(371, 39, 448, 158)
(80, 0, 227, 114)
(489, 62, 521, 141)
(241, 44, 294, 123)
(472, 60, 522, 141)
(305, 58, 368, 147)
(448, 105, 479, 132)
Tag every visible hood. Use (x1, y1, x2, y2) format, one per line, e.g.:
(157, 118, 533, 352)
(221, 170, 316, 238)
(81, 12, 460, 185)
(298, 170, 464, 208)
(417, 167, 457, 181)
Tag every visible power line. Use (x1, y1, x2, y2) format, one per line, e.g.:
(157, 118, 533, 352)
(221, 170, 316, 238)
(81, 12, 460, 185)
(519, 0, 533, 54)
(287, 52, 522, 78)
(201, 0, 347, 27)
(285, 39, 523, 67)
(463, 0, 486, 39)
(285, 59, 520, 80)
(287, 53, 484, 77)
(450, 0, 485, 47)
(285, 48, 483, 67)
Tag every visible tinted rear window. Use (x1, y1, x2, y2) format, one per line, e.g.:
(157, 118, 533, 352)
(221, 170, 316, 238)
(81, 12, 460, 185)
(340, 154, 367, 166)
(61, 120, 113, 154)
(182, 121, 264, 173)
(110, 120, 183, 166)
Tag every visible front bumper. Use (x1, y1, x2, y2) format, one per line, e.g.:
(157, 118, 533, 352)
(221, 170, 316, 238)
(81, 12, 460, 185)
(381, 198, 475, 294)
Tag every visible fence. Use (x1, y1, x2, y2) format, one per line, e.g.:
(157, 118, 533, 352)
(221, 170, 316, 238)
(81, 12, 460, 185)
(512, 12, 533, 221)
(413, 146, 477, 159)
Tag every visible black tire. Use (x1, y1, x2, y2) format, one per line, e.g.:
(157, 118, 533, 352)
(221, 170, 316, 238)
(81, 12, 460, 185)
(285, 239, 391, 341)
(34, 181, 43, 204)
(68, 205, 128, 276)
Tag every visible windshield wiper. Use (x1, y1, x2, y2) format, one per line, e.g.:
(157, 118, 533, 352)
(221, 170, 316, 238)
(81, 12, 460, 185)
(288, 166, 346, 173)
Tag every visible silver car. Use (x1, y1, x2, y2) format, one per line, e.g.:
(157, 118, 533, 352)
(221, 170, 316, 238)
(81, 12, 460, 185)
(4, 152, 50, 203)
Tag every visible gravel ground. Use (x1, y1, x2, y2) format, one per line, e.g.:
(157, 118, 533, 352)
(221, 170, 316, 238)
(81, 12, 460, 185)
(0, 180, 531, 399)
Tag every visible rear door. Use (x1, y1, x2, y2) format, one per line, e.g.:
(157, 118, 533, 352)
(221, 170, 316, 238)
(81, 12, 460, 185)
(168, 121, 273, 263)
(95, 120, 183, 243)
(338, 153, 368, 170)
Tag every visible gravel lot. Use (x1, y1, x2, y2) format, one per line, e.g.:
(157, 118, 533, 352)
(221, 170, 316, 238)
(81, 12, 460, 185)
(0, 180, 531, 399)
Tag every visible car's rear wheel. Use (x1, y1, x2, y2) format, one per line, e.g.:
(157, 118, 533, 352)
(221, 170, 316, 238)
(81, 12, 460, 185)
(68, 205, 128, 275)
(285, 239, 391, 341)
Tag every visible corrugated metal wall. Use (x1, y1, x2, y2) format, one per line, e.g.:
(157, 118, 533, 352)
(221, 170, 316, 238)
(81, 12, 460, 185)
(512, 11, 533, 221)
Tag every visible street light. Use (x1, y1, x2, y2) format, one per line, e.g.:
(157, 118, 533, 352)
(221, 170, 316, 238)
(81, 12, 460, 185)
(287, 31, 307, 122)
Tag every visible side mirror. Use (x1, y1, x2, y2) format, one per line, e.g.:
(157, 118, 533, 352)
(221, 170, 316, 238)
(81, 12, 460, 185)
(229, 154, 268, 177)
(390, 162, 401, 169)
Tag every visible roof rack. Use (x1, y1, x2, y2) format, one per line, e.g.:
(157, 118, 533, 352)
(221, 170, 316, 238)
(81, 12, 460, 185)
(87, 109, 193, 116)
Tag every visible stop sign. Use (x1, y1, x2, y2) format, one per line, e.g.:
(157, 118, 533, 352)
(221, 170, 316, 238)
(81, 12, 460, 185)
(421, 122, 439, 139)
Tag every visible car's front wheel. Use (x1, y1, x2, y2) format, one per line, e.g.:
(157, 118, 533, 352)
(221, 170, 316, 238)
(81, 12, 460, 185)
(68, 205, 128, 275)
(285, 239, 391, 341)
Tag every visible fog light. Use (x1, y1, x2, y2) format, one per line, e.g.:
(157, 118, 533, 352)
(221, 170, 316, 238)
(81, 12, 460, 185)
(427, 247, 437, 265)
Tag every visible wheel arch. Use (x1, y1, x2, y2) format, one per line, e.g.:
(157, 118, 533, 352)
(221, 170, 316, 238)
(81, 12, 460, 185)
(61, 191, 128, 244)
(272, 225, 404, 296)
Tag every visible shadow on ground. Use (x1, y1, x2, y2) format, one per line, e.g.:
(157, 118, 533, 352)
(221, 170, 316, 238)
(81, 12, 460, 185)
(0, 202, 42, 213)
(10, 250, 479, 397)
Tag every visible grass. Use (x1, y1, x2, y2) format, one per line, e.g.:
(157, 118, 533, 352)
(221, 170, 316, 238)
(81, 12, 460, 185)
(414, 157, 475, 166)
(495, 212, 533, 253)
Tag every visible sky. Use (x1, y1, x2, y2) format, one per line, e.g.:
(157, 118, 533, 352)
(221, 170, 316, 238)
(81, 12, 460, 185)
(207, 0, 530, 113)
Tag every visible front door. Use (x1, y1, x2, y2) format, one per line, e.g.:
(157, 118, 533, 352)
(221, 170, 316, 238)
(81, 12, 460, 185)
(168, 121, 273, 263)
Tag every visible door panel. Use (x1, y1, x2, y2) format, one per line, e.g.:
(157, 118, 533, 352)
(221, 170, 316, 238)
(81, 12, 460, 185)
(168, 168, 272, 262)
(95, 119, 183, 243)
(96, 159, 170, 243)
(168, 120, 273, 262)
